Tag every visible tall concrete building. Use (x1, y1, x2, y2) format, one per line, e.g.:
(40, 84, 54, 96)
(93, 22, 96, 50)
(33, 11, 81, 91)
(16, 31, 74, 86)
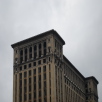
(11, 29, 99, 102)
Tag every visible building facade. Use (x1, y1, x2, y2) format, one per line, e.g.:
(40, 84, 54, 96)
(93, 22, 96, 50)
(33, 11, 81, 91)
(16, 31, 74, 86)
(11, 29, 99, 102)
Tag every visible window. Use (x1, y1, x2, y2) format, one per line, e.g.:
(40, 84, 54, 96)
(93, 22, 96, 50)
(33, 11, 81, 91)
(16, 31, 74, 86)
(29, 85, 31, 92)
(44, 81, 46, 87)
(38, 67, 41, 73)
(43, 66, 46, 72)
(49, 57, 50, 61)
(39, 75, 41, 81)
(34, 92, 36, 98)
(43, 59, 46, 63)
(44, 74, 46, 80)
(19, 73, 22, 79)
(33, 62, 36, 66)
(29, 93, 31, 100)
(29, 70, 31, 76)
(39, 82, 41, 89)
(20, 66, 22, 71)
(34, 84, 36, 90)
(24, 72, 27, 78)
(29, 78, 31, 84)
(34, 69, 36, 74)
(34, 76, 36, 82)
(24, 79, 27, 85)
(38, 60, 41, 65)
(29, 63, 31, 68)
(39, 90, 41, 97)
(24, 65, 27, 69)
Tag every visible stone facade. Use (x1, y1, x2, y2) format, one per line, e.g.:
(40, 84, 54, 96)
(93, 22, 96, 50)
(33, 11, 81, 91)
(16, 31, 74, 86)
(11, 29, 99, 102)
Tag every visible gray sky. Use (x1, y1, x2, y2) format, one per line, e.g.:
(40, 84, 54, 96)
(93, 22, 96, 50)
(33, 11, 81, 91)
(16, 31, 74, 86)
(0, 0, 102, 102)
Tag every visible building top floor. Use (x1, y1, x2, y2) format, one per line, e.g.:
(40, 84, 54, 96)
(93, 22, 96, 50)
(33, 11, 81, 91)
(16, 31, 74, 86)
(11, 29, 65, 49)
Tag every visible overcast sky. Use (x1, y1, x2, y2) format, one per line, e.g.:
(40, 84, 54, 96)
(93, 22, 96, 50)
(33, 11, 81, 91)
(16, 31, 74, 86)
(0, 0, 102, 102)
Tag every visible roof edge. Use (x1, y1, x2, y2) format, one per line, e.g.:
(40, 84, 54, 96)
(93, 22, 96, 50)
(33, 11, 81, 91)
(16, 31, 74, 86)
(11, 29, 65, 48)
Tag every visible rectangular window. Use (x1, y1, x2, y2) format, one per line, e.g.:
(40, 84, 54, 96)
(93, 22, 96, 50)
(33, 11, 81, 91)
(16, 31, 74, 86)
(29, 70, 31, 76)
(29, 85, 31, 92)
(24, 65, 27, 69)
(29, 78, 31, 84)
(43, 66, 46, 72)
(44, 74, 46, 80)
(19, 73, 22, 79)
(24, 72, 27, 78)
(34, 69, 36, 74)
(33, 62, 36, 66)
(38, 67, 41, 73)
(34, 76, 36, 82)
(39, 75, 41, 81)
(29, 63, 31, 68)
(34, 84, 36, 90)
(38, 60, 41, 65)
(20, 66, 22, 71)
(43, 59, 46, 63)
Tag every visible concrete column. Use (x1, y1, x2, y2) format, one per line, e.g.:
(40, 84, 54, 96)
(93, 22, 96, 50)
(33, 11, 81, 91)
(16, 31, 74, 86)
(17, 74, 19, 102)
(27, 70, 29, 102)
(41, 65, 44, 102)
(31, 68, 33, 102)
(36, 67, 38, 102)
(13, 74, 15, 102)
(22, 72, 24, 102)
(46, 64, 50, 102)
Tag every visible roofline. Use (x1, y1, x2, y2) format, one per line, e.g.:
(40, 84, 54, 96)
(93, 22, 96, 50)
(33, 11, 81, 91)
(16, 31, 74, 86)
(11, 29, 65, 48)
(63, 55, 85, 79)
(85, 76, 99, 84)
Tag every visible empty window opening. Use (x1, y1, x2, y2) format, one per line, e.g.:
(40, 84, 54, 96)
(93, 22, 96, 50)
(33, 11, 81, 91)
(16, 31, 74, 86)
(33, 62, 36, 66)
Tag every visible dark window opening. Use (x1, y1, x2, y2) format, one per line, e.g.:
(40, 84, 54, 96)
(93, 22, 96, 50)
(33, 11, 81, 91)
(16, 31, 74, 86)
(20, 50, 23, 56)
(43, 66, 46, 72)
(44, 74, 46, 80)
(38, 67, 41, 73)
(24, 72, 27, 78)
(25, 48, 27, 54)
(34, 84, 36, 90)
(39, 51, 41, 57)
(38, 60, 41, 65)
(34, 45, 37, 51)
(43, 59, 46, 63)
(39, 75, 41, 81)
(20, 66, 22, 71)
(29, 47, 32, 53)
(29, 85, 31, 92)
(29, 54, 32, 59)
(24, 79, 27, 85)
(34, 52, 37, 59)
(25, 55, 27, 61)
(39, 43, 41, 49)
(29, 63, 31, 68)
(33, 62, 36, 66)
(34, 76, 36, 82)
(34, 69, 36, 74)
(44, 49, 46, 56)
(24, 65, 27, 69)
(19, 73, 22, 79)
(29, 70, 31, 76)
(43, 42, 46, 48)
(20, 57, 23, 63)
